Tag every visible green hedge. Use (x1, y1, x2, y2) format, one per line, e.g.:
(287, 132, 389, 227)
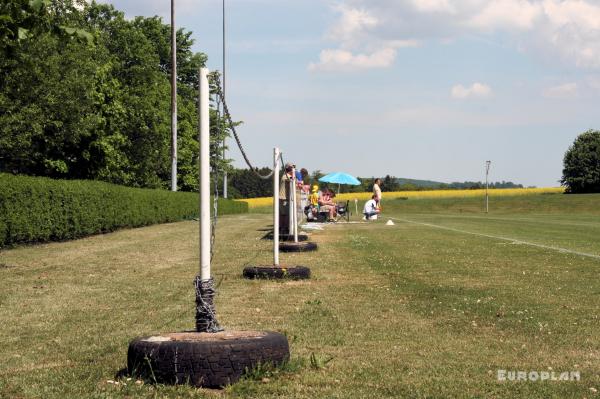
(0, 173, 248, 247)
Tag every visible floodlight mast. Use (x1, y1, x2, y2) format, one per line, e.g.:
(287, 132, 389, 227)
(485, 160, 491, 214)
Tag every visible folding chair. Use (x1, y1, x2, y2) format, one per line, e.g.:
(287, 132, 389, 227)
(335, 200, 350, 222)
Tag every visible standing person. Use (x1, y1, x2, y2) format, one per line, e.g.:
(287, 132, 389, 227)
(299, 168, 309, 186)
(296, 168, 310, 221)
(279, 163, 294, 234)
(363, 195, 381, 221)
(373, 178, 382, 207)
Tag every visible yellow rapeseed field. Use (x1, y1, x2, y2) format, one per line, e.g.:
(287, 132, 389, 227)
(238, 187, 564, 209)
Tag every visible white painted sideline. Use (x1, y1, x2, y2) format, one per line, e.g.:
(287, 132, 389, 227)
(413, 213, 600, 229)
(391, 217, 600, 261)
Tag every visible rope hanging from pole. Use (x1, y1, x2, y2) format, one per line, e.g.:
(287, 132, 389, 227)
(210, 91, 222, 262)
(209, 72, 275, 180)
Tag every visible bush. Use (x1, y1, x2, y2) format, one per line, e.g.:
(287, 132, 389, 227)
(562, 130, 600, 193)
(0, 173, 248, 247)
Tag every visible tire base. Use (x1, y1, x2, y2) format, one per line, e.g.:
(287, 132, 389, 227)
(127, 330, 290, 388)
(279, 241, 318, 252)
(243, 265, 311, 280)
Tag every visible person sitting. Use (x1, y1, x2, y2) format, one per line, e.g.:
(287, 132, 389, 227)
(363, 195, 381, 221)
(309, 185, 319, 207)
(305, 184, 320, 221)
(318, 189, 337, 222)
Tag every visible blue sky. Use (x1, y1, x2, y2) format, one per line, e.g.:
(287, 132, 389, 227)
(99, 0, 600, 187)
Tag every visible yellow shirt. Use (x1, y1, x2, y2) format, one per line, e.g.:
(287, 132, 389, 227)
(309, 192, 318, 206)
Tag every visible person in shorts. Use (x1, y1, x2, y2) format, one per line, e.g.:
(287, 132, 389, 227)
(373, 178, 382, 206)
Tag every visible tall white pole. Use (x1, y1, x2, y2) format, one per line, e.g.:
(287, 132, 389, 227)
(292, 170, 299, 243)
(273, 148, 280, 266)
(170, 0, 178, 191)
(199, 68, 211, 281)
(288, 177, 294, 236)
(485, 160, 491, 214)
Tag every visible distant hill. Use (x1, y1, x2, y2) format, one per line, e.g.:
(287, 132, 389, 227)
(396, 177, 445, 188)
(356, 176, 525, 191)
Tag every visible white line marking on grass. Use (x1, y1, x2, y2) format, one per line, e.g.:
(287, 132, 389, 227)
(391, 217, 600, 261)
(416, 213, 600, 229)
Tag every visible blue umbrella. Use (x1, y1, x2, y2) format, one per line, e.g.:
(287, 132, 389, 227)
(318, 172, 361, 186)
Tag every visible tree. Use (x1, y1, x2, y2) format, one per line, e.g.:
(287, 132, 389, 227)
(0, 1, 232, 190)
(561, 130, 600, 193)
(0, 25, 108, 178)
(229, 168, 273, 198)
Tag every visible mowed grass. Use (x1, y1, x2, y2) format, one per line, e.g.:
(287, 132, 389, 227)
(1, 193, 599, 398)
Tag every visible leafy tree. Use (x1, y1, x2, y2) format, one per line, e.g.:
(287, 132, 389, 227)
(1, 0, 92, 56)
(0, 0, 232, 190)
(561, 130, 600, 193)
(229, 168, 273, 198)
(382, 175, 401, 192)
(0, 27, 108, 177)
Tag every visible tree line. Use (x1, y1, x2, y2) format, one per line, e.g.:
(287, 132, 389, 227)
(1, 0, 231, 191)
(5, 2, 595, 196)
(223, 169, 525, 199)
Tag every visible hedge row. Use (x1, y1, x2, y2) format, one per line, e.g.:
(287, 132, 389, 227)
(0, 173, 248, 247)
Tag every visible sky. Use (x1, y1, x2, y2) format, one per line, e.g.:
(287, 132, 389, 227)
(98, 0, 600, 187)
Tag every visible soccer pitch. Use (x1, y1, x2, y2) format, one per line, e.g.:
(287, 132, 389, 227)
(0, 193, 599, 398)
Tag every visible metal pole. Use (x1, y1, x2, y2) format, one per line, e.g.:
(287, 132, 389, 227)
(485, 160, 491, 214)
(222, 0, 228, 199)
(273, 148, 280, 266)
(199, 68, 211, 280)
(170, 0, 178, 191)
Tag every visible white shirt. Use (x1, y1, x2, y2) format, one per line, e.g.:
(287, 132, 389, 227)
(363, 199, 378, 214)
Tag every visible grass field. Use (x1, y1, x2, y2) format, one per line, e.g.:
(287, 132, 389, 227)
(1, 193, 599, 398)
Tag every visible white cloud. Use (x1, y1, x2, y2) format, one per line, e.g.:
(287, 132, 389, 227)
(543, 82, 578, 98)
(308, 48, 397, 72)
(451, 83, 493, 99)
(411, 0, 456, 14)
(310, 3, 422, 72)
(311, 0, 600, 71)
(327, 4, 378, 46)
(468, 0, 543, 31)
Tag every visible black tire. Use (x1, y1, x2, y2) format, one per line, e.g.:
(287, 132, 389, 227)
(279, 241, 318, 252)
(127, 331, 289, 388)
(280, 233, 309, 242)
(243, 265, 311, 280)
(262, 232, 309, 242)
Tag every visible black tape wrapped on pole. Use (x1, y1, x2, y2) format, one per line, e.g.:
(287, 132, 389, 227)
(194, 276, 222, 333)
